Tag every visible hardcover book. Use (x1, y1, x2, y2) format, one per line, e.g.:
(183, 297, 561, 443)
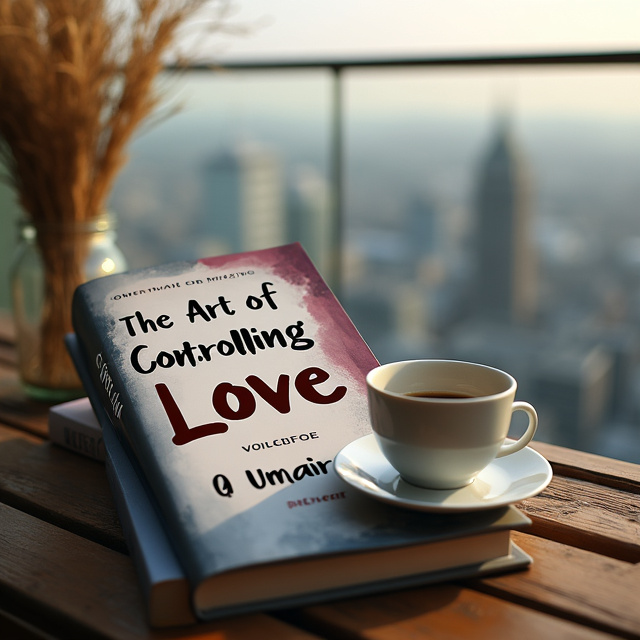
(70, 243, 532, 624)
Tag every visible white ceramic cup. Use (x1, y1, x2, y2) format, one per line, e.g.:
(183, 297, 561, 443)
(366, 359, 538, 489)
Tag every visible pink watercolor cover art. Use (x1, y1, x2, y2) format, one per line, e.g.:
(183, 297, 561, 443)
(198, 243, 378, 396)
(75, 243, 379, 468)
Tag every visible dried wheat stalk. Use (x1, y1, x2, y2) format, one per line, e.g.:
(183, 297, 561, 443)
(0, 0, 233, 392)
(0, 0, 235, 222)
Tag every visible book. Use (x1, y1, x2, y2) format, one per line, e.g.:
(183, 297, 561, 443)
(48, 397, 105, 461)
(65, 334, 531, 628)
(70, 242, 532, 624)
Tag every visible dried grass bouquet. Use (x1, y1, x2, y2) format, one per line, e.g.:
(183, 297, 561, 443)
(0, 0, 233, 395)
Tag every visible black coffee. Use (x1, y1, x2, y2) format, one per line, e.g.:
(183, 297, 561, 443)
(403, 391, 477, 399)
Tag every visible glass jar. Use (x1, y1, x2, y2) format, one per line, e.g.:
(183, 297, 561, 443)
(10, 214, 128, 401)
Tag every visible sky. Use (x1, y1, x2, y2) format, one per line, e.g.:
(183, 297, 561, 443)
(169, 0, 640, 121)
(202, 0, 640, 60)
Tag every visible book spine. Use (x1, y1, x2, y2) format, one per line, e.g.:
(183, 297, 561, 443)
(71, 288, 135, 449)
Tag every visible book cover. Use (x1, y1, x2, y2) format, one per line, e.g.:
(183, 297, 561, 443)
(71, 243, 532, 622)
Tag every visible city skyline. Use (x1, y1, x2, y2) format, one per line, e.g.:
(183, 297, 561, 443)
(110, 80, 640, 274)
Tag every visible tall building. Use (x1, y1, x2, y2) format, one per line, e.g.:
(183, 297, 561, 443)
(407, 194, 439, 262)
(472, 115, 537, 325)
(286, 165, 332, 277)
(531, 345, 613, 448)
(200, 141, 286, 255)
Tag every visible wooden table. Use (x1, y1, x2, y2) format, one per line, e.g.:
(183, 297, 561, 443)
(1, 315, 639, 640)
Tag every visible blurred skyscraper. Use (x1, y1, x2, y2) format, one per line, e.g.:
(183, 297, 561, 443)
(286, 165, 332, 277)
(472, 115, 538, 326)
(200, 141, 286, 256)
(447, 115, 617, 450)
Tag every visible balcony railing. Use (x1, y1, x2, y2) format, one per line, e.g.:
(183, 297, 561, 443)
(170, 50, 640, 289)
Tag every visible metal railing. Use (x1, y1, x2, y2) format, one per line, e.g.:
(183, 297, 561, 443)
(171, 50, 640, 290)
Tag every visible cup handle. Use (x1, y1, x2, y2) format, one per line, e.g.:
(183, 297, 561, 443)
(496, 401, 538, 458)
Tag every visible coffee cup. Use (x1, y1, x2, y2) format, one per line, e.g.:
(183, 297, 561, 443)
(366, 359, 538, 489)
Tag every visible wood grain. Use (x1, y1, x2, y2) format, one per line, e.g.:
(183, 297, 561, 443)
(0, 368, 51, 438)
(0, 502, 320, 640)
(518, 475, 640, 562)
(286, 576, 619, 640)
(0, 422, 42, 444)
(473, 531, 640, 638)
(0, 437, 125, 552)
(533, 441, 640, 492)
(290, 530, 640, 640)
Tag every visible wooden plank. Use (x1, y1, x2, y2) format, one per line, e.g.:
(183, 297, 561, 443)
(472, 531, 640, 639)
(0, 503, 320, 640)
(0, 369, 50, 438)
(286, 576, 618, 640)
(0, 422, 42, 444)
(291, 530, 640, 640)
(532, 441, 640, 492)
(518, 476, 640, 562)
(0, 437, 125, 553)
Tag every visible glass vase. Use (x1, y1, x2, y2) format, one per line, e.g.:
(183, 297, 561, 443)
(10, 214, 128, 402)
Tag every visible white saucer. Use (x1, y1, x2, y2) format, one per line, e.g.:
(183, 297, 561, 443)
(334, 434, 552, 513)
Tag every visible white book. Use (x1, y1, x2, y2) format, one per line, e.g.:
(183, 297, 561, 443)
(49, 397, 105, 461)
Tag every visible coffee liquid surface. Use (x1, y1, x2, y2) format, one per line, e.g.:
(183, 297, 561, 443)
(403, 391, 477, 399)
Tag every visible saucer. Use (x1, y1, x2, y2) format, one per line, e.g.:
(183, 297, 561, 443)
(334, 434, 552, 513)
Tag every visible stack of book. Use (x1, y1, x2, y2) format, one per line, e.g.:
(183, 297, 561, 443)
(55, 243, 532, 628)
